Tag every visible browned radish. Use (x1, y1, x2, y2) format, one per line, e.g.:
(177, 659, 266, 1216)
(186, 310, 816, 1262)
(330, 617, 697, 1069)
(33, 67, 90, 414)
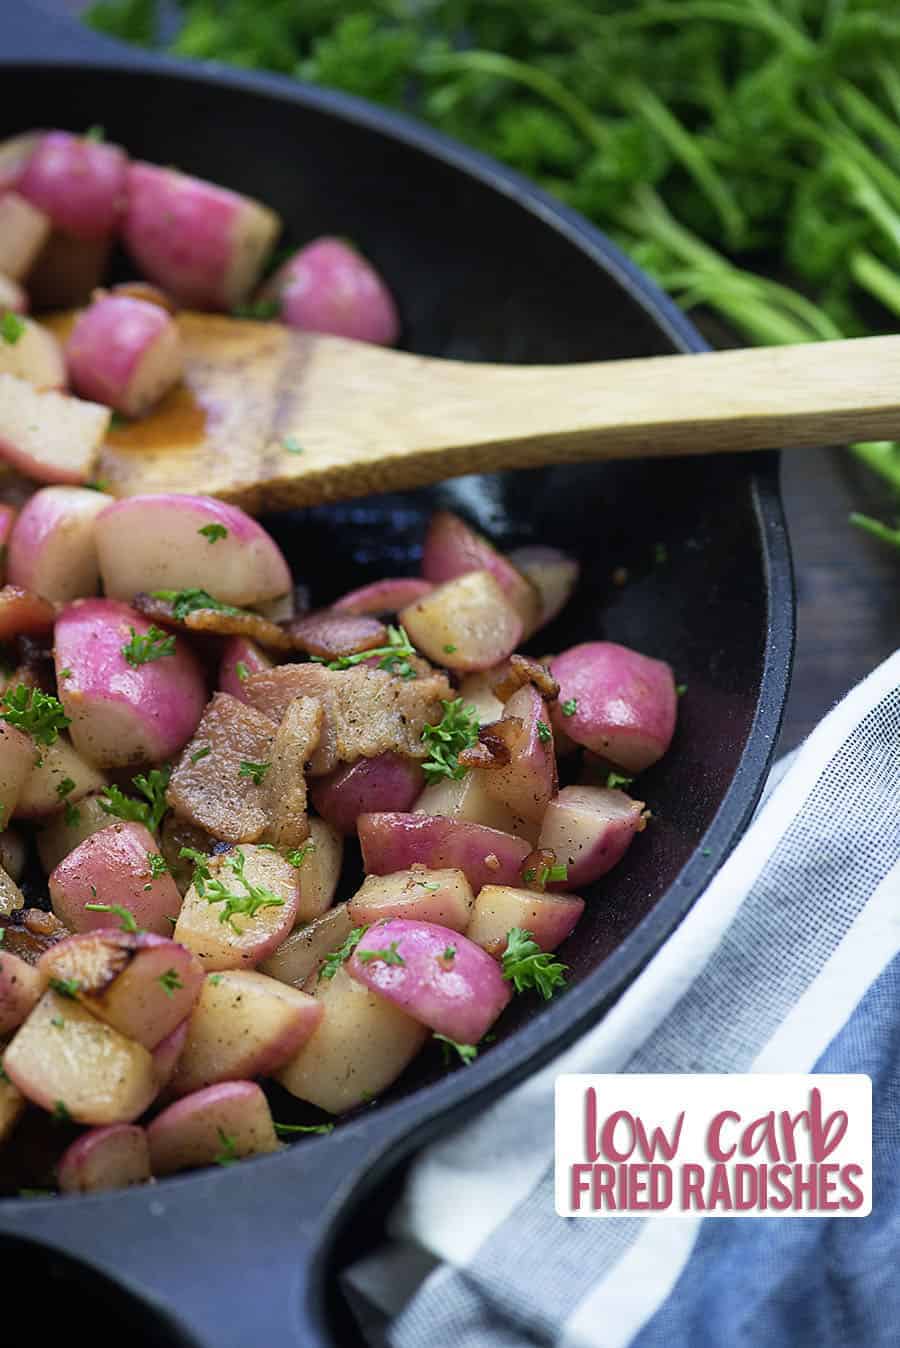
(538, 785, 646, 886)
(0, 317, 65, 391)
(0, 585, 56, 640)
(0, 948, 44, 1034)
(36, 793, 113, 875)
(414, 771, 533, 842)
(0, 374, 109, 485)
(15, 736, 107, 820)
(147, 1081, 279, 1175)
(348, 868, 474, 932)
(57, 1123, 151, 1194)
(467, 885, 584, 957)
(399, 571, 523, 672)
(310, 753, 424, 836)
(480, 684, 557, 826)
(358, 811, 531, 892)
(7, 486, 107, 602)
(260, 902, 354, 988)
(422, 510, 540, 633)
(48, 821, 180, 936)
(0, 721, 37, 826)
(174, 845, 299, 971)
(0, 193, 51, 281)
(293, 817, 343, 924)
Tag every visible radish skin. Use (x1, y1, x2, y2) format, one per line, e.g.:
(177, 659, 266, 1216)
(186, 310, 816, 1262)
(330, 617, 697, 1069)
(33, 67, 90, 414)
(8, 486, 107, 601)
(0, 193, 51, 281)
(333, 577, 432, 616)
(67, 295, 183, 417)
(399, 570, 524, 672)
(152, 1018, 189, 1090)
(538, 785, 646, 886)
(467, 885, 584, 957)
(422, 511, 540, 633)
(36, 793, 112, 875)
(57, 1123, 151, 1194)
(359, 811, 531, 893)
(49, 821, 184, 936)
(0, 373, 109, 485)
(311, 753, 424, 836)
(550, 642, 677, 772)
(349, 868, 474, 932)
(480, 683, 557, 826)
(0, 948, 44, 1035)
(266, 237, 399, 345)
(218, 637, 273, 702)
(0, 584, 56, 639)
(147, 1081, 279, 1174)
(17, 132, 127, 240)
(0, 317, 65, 390)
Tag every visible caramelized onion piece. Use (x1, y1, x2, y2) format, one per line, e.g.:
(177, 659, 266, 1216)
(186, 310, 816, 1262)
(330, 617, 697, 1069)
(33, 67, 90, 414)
(492, 654, 559, 704)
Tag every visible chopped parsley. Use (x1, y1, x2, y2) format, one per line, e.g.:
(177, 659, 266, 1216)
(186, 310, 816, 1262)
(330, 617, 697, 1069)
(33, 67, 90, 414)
(198, 523, 228, 543)
(208, 974, 224, 985)
(49, 978, 80, 999)
(190, 745, 211, 764)
(147, 852, 169, 881)
(121, 625, 177, 667)
(286, 840, 316, 868)
(281, 435, 304, 454)
(158, 968, 184, 997)
(83, 124, 105, 141)
(214, 1127, 239, 1166)
(421, 698, 480, 782)
(58, 668, 72, 680)
(443, 644, 457, 654)
(357, 940, 405, 967)
(523, 862, 568, 888)
(560, 698, 578, 717)
(100, 766, 171, 833)
(606, 770, 634, 790)
(320, 926, 368, 980)
(316, 624, 418, 680)
(537, 720, 552, 743)
(676, 683, 688, 696)
(1, 312, 25, 345)
(235, 661, 250, 682)
(181, 847, 285, 932)
(51, 1016, 65, 1029)
(434, 1034, 478, 1066)
(501, 927, 568, 999)
(52, 1100, 72, 1124)
(442, 945, 456, 961)
(84, 902, 139, 932)
(239, 760, 270, 786)
(1, 685, 70, 745)
(56, 777, 76, 801)
(273, 1120, 335, 1136)
(85, 478, 112, 491)
(232, 298, 279, 320)
(151, 588, 243, 621)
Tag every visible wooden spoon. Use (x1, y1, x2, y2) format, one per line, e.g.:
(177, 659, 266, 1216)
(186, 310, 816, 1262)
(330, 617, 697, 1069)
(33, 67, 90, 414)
(46, 313, 900, 511)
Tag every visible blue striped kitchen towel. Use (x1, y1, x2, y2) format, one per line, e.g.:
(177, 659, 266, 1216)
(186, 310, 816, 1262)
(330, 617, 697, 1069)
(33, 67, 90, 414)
(345, 648, 900, 1348)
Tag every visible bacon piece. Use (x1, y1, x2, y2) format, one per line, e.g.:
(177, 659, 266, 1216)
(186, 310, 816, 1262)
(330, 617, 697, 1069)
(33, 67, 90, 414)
(491, 653, 559, 704)
(263, 695, 322, 850)
(286, 610, 387, 660)
(133, 593, 294, 652)
(1, 908, 70, 966)
(457, 717, 522, 770)
(166, 692, 274, 843)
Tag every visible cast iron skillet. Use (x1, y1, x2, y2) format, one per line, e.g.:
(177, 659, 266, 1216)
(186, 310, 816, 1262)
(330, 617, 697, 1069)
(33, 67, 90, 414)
(0, 7, 793, 1345)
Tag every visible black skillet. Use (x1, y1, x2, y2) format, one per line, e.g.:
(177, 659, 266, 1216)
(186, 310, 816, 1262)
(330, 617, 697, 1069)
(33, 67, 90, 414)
(0, 7, 794, 1345)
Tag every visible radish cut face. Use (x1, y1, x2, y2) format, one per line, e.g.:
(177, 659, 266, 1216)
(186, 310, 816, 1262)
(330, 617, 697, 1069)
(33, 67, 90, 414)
(57, 1123, 151, 1194)
(147, 1081, 279, 1175)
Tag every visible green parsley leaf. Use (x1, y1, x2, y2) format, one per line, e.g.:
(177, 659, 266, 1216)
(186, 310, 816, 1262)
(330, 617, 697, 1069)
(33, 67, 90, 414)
(158, 968, 183, 997)
(235, 661, 250, 682)
(63, 800, 81, 827)
(49, 978, 80, 999)
(676, 683, 688, 696)
(58, 668, 72, 680)
(198, 523, 228, 543)
(101, 766, 170, 833)
(84, 902, 140, 932)
(1, 685, 70, 745)
(320, 926, 368, 980)
(193, 847, 285, 932)
(1, 312, 25, 345)
(53, 1100, 72, 1124)
(655, 542, 668, 565)
(281, 435, 304, 454)
(537, 719, 552, 743)
(208, 974, 223, 985)
(501, 927, 568, 999)
(84, 478, 112, 491)
(442, 945, 456, 961)
(357, 940, 405, 967)
(606, 770, 634, 790)
(273, 1120, 335, 1136)
(51, 1015, 65, 1029)
(434, 1034, 478, 1066)
(421, 698, 480, 782)
(317, 624, 418, 679)
(443, 644, 457, 654)
(151, 588, 243, 622)
(286, 840, 316, 868)
(56, 777, 76, 800)
(83, 124, 105, 141)
(239, 760, 270, 785)
(147, 852, 169, 880)
(560, 698, 577, 717)
(190, 745, 211, 764)
(232, 298, 279, 320)
(121, 625, 177, 667)
(214, 1127, 239, 1166)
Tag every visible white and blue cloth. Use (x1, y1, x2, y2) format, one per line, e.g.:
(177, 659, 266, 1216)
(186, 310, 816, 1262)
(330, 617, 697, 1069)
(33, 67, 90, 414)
(347, 649, 900, 1348)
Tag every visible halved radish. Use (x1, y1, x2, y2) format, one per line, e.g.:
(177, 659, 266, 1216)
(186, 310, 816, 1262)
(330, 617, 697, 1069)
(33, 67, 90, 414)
(218, 637, 273, 702)
(508, 545, 579, 633)
(95, 493, 291, 606)
(550, 642, 677, 772)
(349, 867, 473, 932)
(310, 753, 423, 836)
(123, 162, 281, 310)
(399, 570, 523, 672)
(17, 131, 127, 240)
(480, 684, 557, 826)
(8, 486, 107, 602)
(414, 772, 532, 842)
(358, 812, 531, 893)
(0, 374, 109, 485)
(265, 237, 399, 345)
(422, 511, 540, 632)
(0, 826, 25, 881)
(0, 721, 37, 826)
(58, 1123, 151, 1194)
(0, 317, 65, 391)
(173, 845, 299, 971)
(4, 989, 158, 1125)
(39, 928, 203, 1049)
(538, 785, 646, 886)
(333, 577, 433, 616)
(0, 948, 44, 1035)
(15, 734, 107, 820)
(55, 598, 207, 767)
(260, 901, 353, 988)
(170, 970, 323, 1097)
(0, 133, 41, 192)
(147, 1081, 279, 1175)
(467, 885, 584, 957)
(456, 670, 504, 725)
(0, 505, 16, 583)
(294, 817, 343, 924)
(36, 792, 112, 875)
(276, 964, 427, 1114)
(0, 193, 51, 281)
(0, 1074, 25, 1145)
(152, 1018, 189, 1090)
(0, 585, 55, 640)
(348, 919, 511, 1043)
(66, 294, 183, 417)
(49, 821, 183, 936)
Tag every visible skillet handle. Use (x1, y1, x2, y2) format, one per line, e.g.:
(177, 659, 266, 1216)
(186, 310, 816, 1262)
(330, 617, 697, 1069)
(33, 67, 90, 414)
(0, 1126, 377, 1348)
(0, 2, 145, 64)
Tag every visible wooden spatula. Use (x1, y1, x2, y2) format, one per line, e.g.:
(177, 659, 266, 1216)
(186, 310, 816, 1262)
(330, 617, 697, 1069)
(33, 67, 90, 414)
(46, 313, 900, 511)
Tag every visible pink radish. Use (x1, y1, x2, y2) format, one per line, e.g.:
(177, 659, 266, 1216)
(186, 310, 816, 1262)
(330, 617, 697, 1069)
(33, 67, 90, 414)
(151, 1018, 189, 1090)
(333, 577, 433, 616)
(49, 821, 183, 936)
(276, 964, 427, 1114)
(310, 753, 424, 836)
(538, 785, 646, 886)
(261, 901, 354, 988)
(480, 683, 557, 826)
(37, 792, 114, 875)
(0, 826, 26, 881)
(0, 193, 51, 281)
(422, 511, 540, 632)
(95, 493, 291, 605)
(66, 294, 183, 417)
(58, 1123, 151, 1194)
(14, 735, 107, 819)
(0, 133, 41, 192)
(349, 867, 474, 933)
(0, 276, 26, 314)
(294, 817, 343, 923)
(0, 721, 38, 826)
(467, 885, 584, 957)
(0, 948, 44, 1035)
(550, 641, 677, 772)
(123, 162, 281, 310)
(169, 970, 323, 1097)
(359, 811, 531, 892)
(508, 545, 579, 633)
(8, 486, 107, 602)
(457, 670, 505, 725)
(218, 637, 273, 702)
(0, 584, 56, 640)
(17, 131, 127, 240)
(0, 317, 65, 390)
(39, 927, 204, 1048)
(0, 373, 109, 484)
(55, 598, 207, 767)
(414, 772, 534, 843)
(399, 570, 523, 672)
(348, 918, 511, 1043)
(4, 989, 158, 1125)
(265, 237, 399, 345)
(147, 1081, 279, 1175)
(174, 844, 299, 971)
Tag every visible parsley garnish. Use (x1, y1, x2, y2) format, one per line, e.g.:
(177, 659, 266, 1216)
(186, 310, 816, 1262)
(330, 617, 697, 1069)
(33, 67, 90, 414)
(317, 624, 418, 679)
(18, 1188, 54, 1198)
(208, 974, 223, 985)
(64, 800, 81, 827)
(357, 940, 405, 967)
(1, 312, 25, 345)
(442, 946, 456, 961)
(198, 523, 228, 543)
(51, 1015, 65, 1029)
(676, 683, 687, 696)
(121, 625, 177, 667)
(273, 1120, 335, 1136)
(443, 644, 457, 654)
(147, 852, 169, 880)
(85, 478, 112, 491)
(57, 777, 76, 800)
(421, 698, 480, 782)
(190, 745, 211, 764)
(235, 661, 250, 682)
(100, 766, 171, 833)
(537, 720, 552, 743)
(239, 760, 270, 785)
(49, 978, 80, 999)
(53, 1100, 72, 1123)
(151, 588, 243, 621)
(501, 927, 568, 999)
(84, 124, 105, 141)
(1, 685, 70, 745)
(606, 770, 634, 790)
(58, 668, 72, 680)
(524, 862, 568, 889)
(158, 968, 183, 997)
(214, 1127, 239, 1166)
(281, 435, 304, 454)
(434, 1034, 478, 1066)
(320, 926, 368, 980)
(560, 698, 578, 717)
(233, 298, 279, 320)
(84, 902, 139, 932)
(655, 542, 668, 565)
(286, 841, 316, 868)
(185, 847, 285, 932)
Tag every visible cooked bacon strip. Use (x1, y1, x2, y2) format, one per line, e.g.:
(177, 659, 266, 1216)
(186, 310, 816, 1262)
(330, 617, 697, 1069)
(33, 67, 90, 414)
(166, 692, 274, 843)
(159, 814, 216, 895)
(286, 610, 387, 660)
(491, 653, 559, 704)
(1, 908, 69, 966)
(457, 717, 522, 770)
(133, 592, 294, 652)
(0, 586, 56, 642)
(263, 695, 322, 850)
